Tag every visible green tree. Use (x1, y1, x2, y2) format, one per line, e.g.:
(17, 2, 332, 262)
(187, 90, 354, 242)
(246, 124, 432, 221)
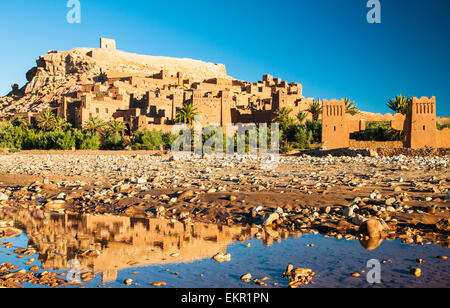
(36, 110, 56, 131)
(131, 129, 163, 150)
(387, 95, 409, 115)
(273, 107, 294, 131)
(176, 103, 199, 126)
(54, 117, 71, 131)
(107, 120, 126, 136)
(12, 116, 28, 128)
(296, 111, 307, 124)
(344, 98, 360, 116)
(83, 117, 106, 135)
(307, 101, 323, 121)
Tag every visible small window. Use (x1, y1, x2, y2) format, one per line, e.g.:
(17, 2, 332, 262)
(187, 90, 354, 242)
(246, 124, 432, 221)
(106, 108, 109, 113)
(423, 125, 426, 131)
(334, 126, 337, 132)
(96, 108, 99, 113)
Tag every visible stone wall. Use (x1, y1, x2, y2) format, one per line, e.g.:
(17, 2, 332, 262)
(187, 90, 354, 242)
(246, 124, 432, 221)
(349, 140, 404, 149)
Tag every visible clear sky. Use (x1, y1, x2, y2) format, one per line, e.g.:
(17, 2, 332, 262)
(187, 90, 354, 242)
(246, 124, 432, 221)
(0, 0, 449, 115)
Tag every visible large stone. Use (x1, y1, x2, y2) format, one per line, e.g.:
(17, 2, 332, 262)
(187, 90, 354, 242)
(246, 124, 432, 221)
(359, 218, 387, 238)
(0, 194, 8, 202)
(261, 213, 280, 227)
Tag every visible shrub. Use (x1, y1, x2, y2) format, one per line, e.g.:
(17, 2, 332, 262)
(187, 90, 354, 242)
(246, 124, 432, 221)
(306, 120, 322, 143)
(131, 129, 163, 150)
(79, 132, 101, 150)
(103, 132, 125, 150)
(0, 123, 24, 150)
(56, 130, 76, 150)
(350, 121, 404, 141)
(437, 123, 450, 130)
(162, 132, 178, 150)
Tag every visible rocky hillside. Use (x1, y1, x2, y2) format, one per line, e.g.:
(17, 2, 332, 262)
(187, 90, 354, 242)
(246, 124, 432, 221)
(0, 47, 230, 114)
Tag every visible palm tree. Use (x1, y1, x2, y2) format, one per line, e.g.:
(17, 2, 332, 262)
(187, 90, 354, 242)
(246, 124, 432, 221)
(273, 107, 292, 126)
(36, 110, 56, 131)
(107, 120, 126, 136)
(84, 117, 106, 135)
(387, 95, 409, 115)
(12, 116, 28, 128)
(307, 101, 323, 121)
(296, 111, 307, 124)
(54, 117, 71, 131)
(176, 102, 199, 126)
(344, 98, 360, 116)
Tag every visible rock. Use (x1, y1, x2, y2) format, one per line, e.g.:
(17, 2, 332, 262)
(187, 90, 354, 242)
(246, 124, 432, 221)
(0, 193, 8, 202)
(229, 195, 237, 202)
(124, 279, 134, 285)
(44, 200, 66, 211)
(385, 198, 396, 206)
(410, 268, 421, 277)
(386, 206, 396, 212)
(178, 190, 194, 200)
(213, 252, 231, 263)
(56, 193, 67, 200)
(359, 218, 386, 238)
(414, 235, 423, 244)
(394, 186, 402, 193)
(240, 273, 252, 282)
(136, 177, 147, 184)
(436, 219, 450, 233)
(151, 282, 167, 287)
(343, 205, 358, 217)
(351, 215, 366, 226)
(437, 256, 448, 260)
(260, 212, 279, 227)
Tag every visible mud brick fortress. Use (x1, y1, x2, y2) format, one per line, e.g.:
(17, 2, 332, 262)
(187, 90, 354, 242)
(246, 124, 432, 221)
(58, 40, 310, 134)
(322, 97, 450, 149)
(1, 38, 449, 150)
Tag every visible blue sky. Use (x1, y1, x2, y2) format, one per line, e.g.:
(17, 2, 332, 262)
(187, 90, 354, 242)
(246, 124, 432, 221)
(0, 0, 449, 115)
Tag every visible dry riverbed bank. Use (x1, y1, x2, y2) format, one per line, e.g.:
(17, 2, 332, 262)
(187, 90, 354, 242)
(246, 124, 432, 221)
(0, 151, 449, 287)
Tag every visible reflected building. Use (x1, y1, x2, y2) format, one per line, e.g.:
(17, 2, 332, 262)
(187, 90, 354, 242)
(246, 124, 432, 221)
(2, 208, 301, 282)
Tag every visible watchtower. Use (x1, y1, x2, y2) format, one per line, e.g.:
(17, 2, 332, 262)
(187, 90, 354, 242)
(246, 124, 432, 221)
(100, 38, 116, 50)
(406, 96, 437, 148)
(322, 99, 348, 149)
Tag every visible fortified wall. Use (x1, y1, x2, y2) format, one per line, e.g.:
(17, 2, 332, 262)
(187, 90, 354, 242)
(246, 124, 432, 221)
(322, 97, 450, 149)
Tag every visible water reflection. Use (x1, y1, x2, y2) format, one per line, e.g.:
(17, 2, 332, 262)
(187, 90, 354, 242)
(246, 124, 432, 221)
(1, 208, 307, 283)
(359, 237, 384, 251)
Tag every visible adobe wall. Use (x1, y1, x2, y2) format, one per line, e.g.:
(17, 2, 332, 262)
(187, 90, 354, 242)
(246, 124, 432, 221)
(437, 117, 450, 125)
(406, 97, 438, 148)
(437, 128, 450, 148)
(349, 140, 404, 149)
(100, 38, 116, 50)
(321, 96, 448, 150)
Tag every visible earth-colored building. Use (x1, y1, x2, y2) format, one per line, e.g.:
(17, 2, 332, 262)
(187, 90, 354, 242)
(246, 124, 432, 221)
(1, 38, 448, 150)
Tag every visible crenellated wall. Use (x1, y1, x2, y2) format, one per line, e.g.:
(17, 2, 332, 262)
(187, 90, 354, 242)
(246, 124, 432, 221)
(322, 96, 448, 150)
